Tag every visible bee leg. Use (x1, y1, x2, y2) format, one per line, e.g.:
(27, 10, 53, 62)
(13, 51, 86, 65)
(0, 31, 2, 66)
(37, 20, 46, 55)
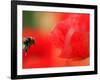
(23, 46, 28, 55)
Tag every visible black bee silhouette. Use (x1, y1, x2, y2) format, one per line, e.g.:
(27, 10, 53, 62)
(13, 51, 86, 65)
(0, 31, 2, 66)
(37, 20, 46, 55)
(23, 37, 35, 52)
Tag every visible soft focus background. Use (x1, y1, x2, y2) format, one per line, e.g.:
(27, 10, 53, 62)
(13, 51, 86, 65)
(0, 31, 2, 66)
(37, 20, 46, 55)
(23, 11, 61, 32)
(23, 11, 90, 68)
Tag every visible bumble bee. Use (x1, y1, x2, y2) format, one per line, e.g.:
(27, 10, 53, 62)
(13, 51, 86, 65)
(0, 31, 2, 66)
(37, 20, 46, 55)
(23, 37, 35, 52)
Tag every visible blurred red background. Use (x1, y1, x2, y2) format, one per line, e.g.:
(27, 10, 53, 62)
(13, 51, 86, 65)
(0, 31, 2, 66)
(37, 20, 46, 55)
(23, 12, 90, 69)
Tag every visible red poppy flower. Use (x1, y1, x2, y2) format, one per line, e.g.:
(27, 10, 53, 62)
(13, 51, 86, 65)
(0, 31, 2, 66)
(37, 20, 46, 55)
(50, 14, 90, 60)
(61, 31, 89, 60)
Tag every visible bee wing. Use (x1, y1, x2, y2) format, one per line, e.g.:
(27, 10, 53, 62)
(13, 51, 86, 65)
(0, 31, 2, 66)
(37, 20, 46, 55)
(23, 44, 25, 50)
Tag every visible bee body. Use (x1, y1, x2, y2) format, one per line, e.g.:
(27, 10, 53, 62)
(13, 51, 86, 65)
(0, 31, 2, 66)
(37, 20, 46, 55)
(23, 37, 35, 52)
